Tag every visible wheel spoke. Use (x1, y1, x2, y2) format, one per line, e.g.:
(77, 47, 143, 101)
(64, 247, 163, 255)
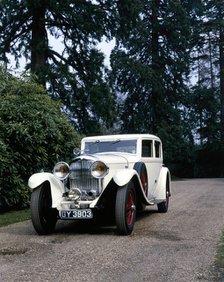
(126, 191, 135, 225)
(141, 173, 147, 193)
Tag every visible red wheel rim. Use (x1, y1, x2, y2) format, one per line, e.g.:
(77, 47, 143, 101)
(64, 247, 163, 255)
(126, 190, 135, 225)
(141, 173, 147, 193)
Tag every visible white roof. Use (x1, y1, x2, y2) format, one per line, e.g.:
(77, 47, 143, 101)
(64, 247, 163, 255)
(82, 134, 161, 142)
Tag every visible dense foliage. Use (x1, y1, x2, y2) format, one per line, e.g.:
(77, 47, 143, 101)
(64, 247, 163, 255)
(110, 0, 224, 176)
(0, 70, 80, 210)
(0, 0, 224, 179)
(0, 0, 139, 134)
(111, 0, 193, 170)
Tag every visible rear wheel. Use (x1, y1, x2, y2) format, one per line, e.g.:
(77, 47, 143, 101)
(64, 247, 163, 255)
(157, 176, 170, 213)
(30, 182, 58, 235)
(115, 181, 136, 235)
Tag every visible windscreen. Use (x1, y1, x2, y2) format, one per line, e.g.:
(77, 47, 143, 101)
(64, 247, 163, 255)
(84, 139, 137, 154)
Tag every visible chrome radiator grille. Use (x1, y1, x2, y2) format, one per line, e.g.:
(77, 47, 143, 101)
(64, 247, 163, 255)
(69, 159, 100, 199)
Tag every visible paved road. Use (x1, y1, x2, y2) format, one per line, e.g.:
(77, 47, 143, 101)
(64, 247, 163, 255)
(0, 179, 224, 282)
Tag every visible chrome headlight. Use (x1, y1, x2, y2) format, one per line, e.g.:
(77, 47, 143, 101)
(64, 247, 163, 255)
(91, 161, 108, 178)
(53, 162, 70, 180)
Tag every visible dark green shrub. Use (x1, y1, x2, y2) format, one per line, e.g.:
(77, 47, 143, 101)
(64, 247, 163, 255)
(0, 70, 81, 210)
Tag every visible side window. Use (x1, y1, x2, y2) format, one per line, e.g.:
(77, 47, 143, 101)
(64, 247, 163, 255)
(155, 141, 161, 158)
(142, 140, 153, 157)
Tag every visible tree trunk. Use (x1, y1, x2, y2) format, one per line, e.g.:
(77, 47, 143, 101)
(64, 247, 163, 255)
(151, 0, 161, 133)
(219, 4, 224, 176)
(30, 0, 48, 85)
(220, 30, 224, 143)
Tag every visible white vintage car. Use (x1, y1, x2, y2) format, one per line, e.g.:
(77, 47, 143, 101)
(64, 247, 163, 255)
(28, 134, 171, 235)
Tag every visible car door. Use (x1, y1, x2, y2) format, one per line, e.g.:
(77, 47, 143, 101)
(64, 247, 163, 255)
(140, 139, 162, 199)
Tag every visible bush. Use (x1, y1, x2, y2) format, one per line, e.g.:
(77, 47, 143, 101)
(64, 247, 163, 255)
(0, 70, 81, 210)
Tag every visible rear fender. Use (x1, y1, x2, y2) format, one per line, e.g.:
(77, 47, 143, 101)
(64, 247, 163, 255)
(154, 167, 171, 202)
(28, 172, 64, 208)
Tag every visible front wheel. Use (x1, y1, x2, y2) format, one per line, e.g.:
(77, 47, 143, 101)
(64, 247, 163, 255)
(30, 182, 58, 235)
(115, 181, 136, 235)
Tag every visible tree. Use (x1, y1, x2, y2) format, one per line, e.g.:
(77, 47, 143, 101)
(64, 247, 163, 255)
(187, 0, 224, 176)
(111, 0, 193, 164)
(0, 0, 136, 134)
(0, 68, 81, 210)
(187, 86, 219, 145)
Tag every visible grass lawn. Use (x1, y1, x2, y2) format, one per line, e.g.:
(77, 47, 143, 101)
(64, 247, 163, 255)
(0, 209, 31, 227)
(216, 231, 224, 268)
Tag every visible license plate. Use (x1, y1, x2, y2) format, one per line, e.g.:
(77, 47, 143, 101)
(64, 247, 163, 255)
(60, 209, 93, 219)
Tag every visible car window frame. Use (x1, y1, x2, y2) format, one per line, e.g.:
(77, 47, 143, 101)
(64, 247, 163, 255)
(141, 139, 163, 159)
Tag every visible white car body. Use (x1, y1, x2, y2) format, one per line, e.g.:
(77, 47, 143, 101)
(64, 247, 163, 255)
(28, 134, 171, 235)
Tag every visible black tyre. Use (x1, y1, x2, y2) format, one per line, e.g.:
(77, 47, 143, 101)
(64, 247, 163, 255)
(157, 176, 170, 213)
(115, 181, 136, 235)
(30, 182, 58, 235)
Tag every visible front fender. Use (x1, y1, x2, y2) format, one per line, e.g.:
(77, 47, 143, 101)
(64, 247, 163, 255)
(113, 169, 153, 205)
(28, 172, 64, 208)
(113, 169, 137, 187)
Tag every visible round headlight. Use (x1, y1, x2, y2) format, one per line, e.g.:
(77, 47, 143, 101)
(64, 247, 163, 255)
(91, 161, 108, 178)
(53, 162, 70, 180)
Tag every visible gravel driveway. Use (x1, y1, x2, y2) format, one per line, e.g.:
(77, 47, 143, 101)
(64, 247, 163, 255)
(0, 178, 224, 282)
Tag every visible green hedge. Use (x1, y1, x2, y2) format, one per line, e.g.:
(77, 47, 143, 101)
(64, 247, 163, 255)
(0, 70, 81, 210)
